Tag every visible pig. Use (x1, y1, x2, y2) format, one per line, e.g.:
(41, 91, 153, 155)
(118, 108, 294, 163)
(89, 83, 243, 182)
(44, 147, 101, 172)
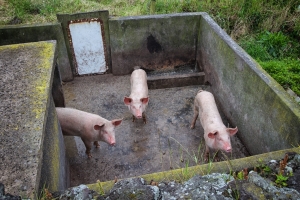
(56, 107, 122, 158)
(190, 90, 238, 162)
(124, 67, 149, 124)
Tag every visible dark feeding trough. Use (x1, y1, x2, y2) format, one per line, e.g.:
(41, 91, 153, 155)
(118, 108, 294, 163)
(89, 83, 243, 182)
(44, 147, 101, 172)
(0, 10, 299, 198)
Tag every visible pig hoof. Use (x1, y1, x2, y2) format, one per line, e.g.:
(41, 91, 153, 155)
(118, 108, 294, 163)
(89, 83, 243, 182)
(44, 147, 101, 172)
(190, 125, 195, 129)
(214, 157, 220, 162)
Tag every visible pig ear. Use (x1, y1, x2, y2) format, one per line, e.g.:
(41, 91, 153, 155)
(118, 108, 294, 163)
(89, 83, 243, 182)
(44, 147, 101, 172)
(112, 119, 122, 126)
(207, 131, 218, 139)
(94, 124, 105, 130)
(140, 97, 149, 104)
(227, 127, 238, 136)
(124, 97, 132, 105)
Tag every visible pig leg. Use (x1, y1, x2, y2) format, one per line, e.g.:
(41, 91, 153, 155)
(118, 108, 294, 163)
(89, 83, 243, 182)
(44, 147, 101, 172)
(94, 141, 100, 148)
(82, 139, 93, 158)
(132, 115, 136, 122)
(213, 151, 220, 162)
(204, 144, 210, 163)
(190, 105, 199, 129)
(142, 112, 146, 124)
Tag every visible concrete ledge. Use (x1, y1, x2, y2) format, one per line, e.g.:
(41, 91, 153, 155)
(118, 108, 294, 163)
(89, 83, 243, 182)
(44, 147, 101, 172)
(147, 72, 205, 89)
(0, 23, 73, 82)
(0, 41, 66, 198)
(87, 147, 300, 194)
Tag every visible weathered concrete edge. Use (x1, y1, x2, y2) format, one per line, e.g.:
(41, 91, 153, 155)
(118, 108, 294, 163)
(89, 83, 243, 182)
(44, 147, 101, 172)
(147, 72, 205, 89)
(87, 147, 300, 194)
(0, 23, 73, 82)
(39, 96, 68, 194)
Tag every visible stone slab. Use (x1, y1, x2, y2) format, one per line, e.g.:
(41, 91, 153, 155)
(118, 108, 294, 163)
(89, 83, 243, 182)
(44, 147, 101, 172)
(0, 41, 56, 198)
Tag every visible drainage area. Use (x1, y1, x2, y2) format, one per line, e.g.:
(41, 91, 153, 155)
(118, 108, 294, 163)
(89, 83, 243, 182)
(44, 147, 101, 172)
(62, 72, 250, 187)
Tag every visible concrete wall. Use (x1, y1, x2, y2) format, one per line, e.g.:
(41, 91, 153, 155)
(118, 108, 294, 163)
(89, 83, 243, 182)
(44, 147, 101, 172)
(197, 13, 300, 155)
(109, 13, 201, 75)
(0, 23, 73, 82)
(39, 96, 68, 193)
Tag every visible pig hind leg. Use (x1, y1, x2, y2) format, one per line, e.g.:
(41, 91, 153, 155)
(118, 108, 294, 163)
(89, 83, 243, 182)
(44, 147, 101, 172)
(190, 105, 199, 129)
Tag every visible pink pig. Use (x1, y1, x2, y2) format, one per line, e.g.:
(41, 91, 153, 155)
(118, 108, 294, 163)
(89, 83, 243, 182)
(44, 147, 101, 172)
(56, 107, 122, 158)
(124, 67, 149, 124)
(190, 90, 238, 162)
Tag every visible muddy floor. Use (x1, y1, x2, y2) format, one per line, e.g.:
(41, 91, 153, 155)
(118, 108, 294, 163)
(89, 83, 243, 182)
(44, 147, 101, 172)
(62, 74, 249, 187)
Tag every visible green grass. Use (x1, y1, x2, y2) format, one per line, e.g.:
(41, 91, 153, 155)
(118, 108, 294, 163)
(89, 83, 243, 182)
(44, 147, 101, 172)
(260, 59, 300, 96)
(1, 0, 299, 97)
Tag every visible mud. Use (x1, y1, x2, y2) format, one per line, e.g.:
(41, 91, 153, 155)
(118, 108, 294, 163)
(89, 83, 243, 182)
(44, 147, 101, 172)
(62, 74, 249, 186)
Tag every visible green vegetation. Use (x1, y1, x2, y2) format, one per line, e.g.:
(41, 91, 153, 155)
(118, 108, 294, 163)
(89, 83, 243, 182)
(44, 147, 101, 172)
(1, 0, 299, 96)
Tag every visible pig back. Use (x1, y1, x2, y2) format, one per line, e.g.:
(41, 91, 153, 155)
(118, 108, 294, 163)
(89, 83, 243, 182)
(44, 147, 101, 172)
(196, 91, 224, 129)
(130, 69, 148, 97)
(56, 107, 103, 137)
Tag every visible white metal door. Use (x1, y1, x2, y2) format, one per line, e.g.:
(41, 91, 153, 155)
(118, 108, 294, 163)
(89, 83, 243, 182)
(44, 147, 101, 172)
(69, 20, 107, 75)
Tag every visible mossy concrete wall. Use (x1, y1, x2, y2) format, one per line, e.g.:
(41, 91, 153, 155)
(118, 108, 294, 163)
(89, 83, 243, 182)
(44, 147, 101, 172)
(0, 23, 73, 82)
(109, 13, 201, 75)
(39, 96, 68, 193)
(0, 41, 67, 198)
(197, 13, 300, 155)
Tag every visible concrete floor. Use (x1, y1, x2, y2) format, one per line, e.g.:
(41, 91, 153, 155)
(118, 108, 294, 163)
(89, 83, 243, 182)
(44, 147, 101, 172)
(62, 74, 249, 186)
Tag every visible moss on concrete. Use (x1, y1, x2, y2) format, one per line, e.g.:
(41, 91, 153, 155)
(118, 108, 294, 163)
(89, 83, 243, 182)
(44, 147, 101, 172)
(0, 41, 56, 198)
(88, 147, 300, 195)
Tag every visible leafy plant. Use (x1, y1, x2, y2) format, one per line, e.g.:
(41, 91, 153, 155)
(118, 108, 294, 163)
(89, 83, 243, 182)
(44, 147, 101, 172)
(275, 174, 289, 187)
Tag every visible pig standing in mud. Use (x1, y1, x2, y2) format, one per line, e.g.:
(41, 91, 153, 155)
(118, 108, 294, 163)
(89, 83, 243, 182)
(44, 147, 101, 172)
(190, 90, 238, 162)
(56, 107, 122, 158)
(124, 67, 149, 124)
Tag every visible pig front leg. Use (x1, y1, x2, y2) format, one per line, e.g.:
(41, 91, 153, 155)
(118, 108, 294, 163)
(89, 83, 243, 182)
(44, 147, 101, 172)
(132, 115, 135, 122)
(94, 141, 100, 148)
(204, 145, 220, 163)
(213, 151, 220, 162)
(142, 112, 146, 124)
(204, 145, 210, 163)
(190, 105, 199, 129)
(82, 139, 93, 158)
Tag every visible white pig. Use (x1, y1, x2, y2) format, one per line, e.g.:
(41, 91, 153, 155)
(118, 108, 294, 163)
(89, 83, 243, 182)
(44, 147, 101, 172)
(56, 107, 122, 158)
(124, 67, 149, 124)
(190, 90, 238, 162)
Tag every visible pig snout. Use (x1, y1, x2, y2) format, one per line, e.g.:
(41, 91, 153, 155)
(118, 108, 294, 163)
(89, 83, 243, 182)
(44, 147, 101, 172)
(108, 136, 116, 146)
(110, 142, 116, 146)
(223, 143, 232, 153)
(135, 110, 142, 118)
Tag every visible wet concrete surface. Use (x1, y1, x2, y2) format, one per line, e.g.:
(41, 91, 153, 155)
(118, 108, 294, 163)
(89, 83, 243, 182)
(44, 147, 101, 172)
(62, 74, 249, 186)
